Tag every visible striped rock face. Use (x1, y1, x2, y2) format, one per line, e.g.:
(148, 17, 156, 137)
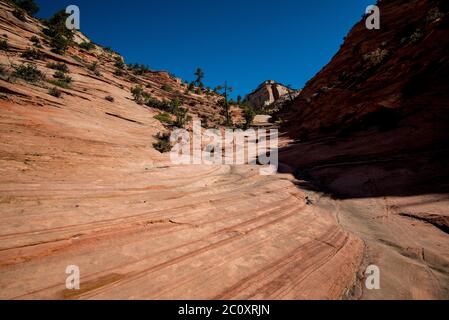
(0, 0, 448, 300)
(245, 81, 294, 110)
(0, 0, 363, 300)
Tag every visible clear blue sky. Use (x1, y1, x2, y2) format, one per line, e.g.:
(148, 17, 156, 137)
(35, 0, 372, 98)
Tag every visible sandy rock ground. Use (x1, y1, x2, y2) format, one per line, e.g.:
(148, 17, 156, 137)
(0, 97, 363, 299)
(314, 193, 449, 299)
(1, 0, 448, 300)
(279, 136, 449, 300)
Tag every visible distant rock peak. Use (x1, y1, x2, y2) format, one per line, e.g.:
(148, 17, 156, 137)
(245, 80, 300, 113)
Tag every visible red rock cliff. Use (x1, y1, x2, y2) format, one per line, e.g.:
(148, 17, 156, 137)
(279, 0, 449, 198)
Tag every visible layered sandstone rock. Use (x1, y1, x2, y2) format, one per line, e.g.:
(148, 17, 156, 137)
(0, 0, 363, 300)
(245, 80, 299, 113)
(2, 0, 447, 300)
(277, 0, 449, 299)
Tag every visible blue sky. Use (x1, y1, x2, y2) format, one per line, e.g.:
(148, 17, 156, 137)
(35, 0, 372, 98)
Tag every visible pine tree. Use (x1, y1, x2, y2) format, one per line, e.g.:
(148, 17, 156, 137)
(194, 68, 204, 87)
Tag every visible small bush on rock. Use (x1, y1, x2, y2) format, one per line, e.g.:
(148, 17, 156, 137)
(153, 132, 172, 153)
(14, 63, 44, 83)
(12, 0, 39, 16)
(12, 9, 26, 21)
(154, 112, 174, 126)
(48, 86, 62, 98)
(46, 62, 69, 73)
(0, 40, 8, 51)
(79, 41, 95, 51)
(362, 48, 389, 67)
(21, 48, 44, 60)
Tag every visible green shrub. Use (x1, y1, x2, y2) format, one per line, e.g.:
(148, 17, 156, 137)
(131, 85, 144, 104)
(128, 63, 149, 75)
(53, 70, 66, 79)
(11, 0, 39, 16)
(168, 98, 180, 112)
(128, 75, 138, 82)
(72, 55, 84, 63)
(0, 40, 8, 51)
(52, 70, 72, 85)
(145, 96, 171, 111)
(48, 70, 72, 88)
(48, 79, 70, 88)
(362, 48, 389, 67)
(79, 41, 95, 51)
(48, 86, 62, 98)
(173, 107, 191, 128)
(21, 47, 44, 60)
(87, 61, 98, 72)
(243, 104, 256, 129)
(114, 58, 125, 69)
(87, 62, 101, 76)
(12, 9, 26, 21)
(30, 35, 40, 44)
(400, 27, 425, 45)
(427, 8, 444, 22)
(194, 68, 204, 87)
(114, 68, 124, 76)
(14, 63, 44, 83)
(154, 112, 174, 125)
(153, 132, 172, 153)
(0, 64, 5, 77)
(46, 62, 69, 73)
(161, 84, 173, 92)
(105, 95, 114, 102)
(44, 10, 73, 54)
(44, 10, 73, 39)
(151, 98, 191, 128)
(409, 29, 424, 43)
(50, 34, 70, 54)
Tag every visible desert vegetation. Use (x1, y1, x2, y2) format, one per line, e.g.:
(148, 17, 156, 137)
(48, 70, 72, 88)
(21, 47, 44, 60)
(242, 104, 256, 129)
(0, 39, 8, 51)
(152, 132, 171, 153)
(78, 41, 95, 51)
(48, 86, 62, 98)
(153, 112, 173, 126)
(11, 0, 39, 16)
(42, 10, 74, 54)
(13, 62, 44, 83)
(46, 62, 69, 73)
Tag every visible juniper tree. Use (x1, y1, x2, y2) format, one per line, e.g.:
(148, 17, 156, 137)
(194, 68, 204, 87)
(216, 81, 233, 126)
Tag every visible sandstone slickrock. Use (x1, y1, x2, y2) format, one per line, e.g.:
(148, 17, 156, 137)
(277, 0, 449, 299)
(0, 0, 363, 299)
(1, 0, 448, 300)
